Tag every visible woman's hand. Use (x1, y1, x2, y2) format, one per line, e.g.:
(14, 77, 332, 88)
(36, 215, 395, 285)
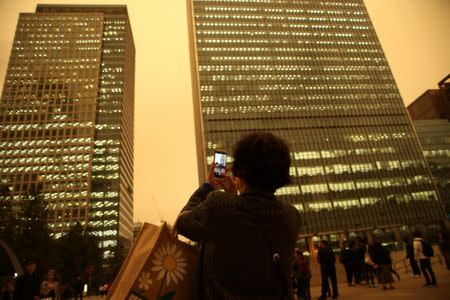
(207, 163, 238, 194)
(216, 168, 238, 195)
(206, 162, 222, 189)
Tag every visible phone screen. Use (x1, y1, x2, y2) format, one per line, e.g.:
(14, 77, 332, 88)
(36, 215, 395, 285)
(213, 151, 227, 177)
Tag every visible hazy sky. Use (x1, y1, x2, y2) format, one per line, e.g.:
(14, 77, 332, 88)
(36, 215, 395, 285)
(1, 0, 449, 226)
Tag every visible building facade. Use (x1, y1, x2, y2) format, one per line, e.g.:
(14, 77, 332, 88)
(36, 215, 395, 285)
(408, 90, 450, 219)
(0, 5, 134, 258)
(408, 89, 448, 120)
(187, 0, 446, 241)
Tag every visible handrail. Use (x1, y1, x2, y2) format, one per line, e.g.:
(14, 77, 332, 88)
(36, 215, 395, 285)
(0, 239, 23, 276)
(392, 249, 445, 275)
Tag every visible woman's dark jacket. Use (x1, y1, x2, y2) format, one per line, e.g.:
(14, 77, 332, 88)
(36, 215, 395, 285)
(176, 186, 301, 299)
(370, 245, 392, 265)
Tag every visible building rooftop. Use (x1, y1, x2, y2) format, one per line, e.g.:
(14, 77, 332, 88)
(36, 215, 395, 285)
(36, 4, 128, 15)
(407, 89, 448, 120)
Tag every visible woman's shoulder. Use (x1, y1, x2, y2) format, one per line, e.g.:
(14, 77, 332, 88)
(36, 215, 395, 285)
(276, 199, 301, 218)
(206, 190, 239, 206)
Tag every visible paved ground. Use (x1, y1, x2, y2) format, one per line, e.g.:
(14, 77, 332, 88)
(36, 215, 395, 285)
(83, 269, 450, 300)
(79, 260, 450, 300)
(310, 267, 450, 300)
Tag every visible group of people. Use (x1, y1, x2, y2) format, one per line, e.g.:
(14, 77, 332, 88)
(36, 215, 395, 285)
(339, 229, 440, 290)
(339, 236, 399, 291)
(1, 260, 84, 300)
(291, 229, 441, 300)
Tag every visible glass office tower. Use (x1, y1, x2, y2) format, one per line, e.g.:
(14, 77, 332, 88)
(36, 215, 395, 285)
(187, 0, 446, 238)
(0, 5, 134, 258)
(408, 90, 450, 218)
(413, 119, 450, 218)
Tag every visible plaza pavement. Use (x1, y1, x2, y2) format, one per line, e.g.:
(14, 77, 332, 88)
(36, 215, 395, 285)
(309, 267, 450, 300)
(83, 268, 449, 300)
(81, 251, 450, 300)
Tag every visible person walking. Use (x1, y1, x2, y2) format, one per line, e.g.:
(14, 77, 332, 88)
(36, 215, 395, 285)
(438, 221, 450, 270)
(413, 230, 437, 286)
(176, 132, 301, 299)
(370, 242, 394, 290)
(74, 276, 84, 300)
(1, 280, 14, 300)
(317, 240, 338, 299)
(406, 237, 421, 277)
(339, 241, 356, 286)
(293, 249, 312, 300)
(352, 237, 365, 284)
(13, 260, 40, 300)
(363, 241, 376, 288)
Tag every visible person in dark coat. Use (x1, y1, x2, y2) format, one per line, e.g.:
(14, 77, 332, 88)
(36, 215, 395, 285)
(1, 280, 14, 300)
(339, 240, 356, 286)
(370, 242, 394, 290)
(351, 237, 364, 284)
(74, 276, 84, 300)
(317, 240, 338, 299)
(406, 237, 420, 277)
(176, 132, 301, 299)
(438, 221, 450, 270)
(13, 260, 40, 300)
(293, 249, 312, 300)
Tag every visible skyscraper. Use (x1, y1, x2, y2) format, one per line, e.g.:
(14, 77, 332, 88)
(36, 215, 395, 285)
(187, 0, 446, 242)
(408, 90, 450, 218)
(0, 5, 134, 258)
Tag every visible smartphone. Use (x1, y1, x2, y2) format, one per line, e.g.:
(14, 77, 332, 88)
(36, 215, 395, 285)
(213, 150, 227, 178)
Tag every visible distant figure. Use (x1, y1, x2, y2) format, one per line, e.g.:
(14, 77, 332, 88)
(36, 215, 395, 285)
(74, 276, 84, 300)
(413, 230, 437, 286)
(40, 269, 59, 300)
(339, 240, 356, 286)
(362, 241, 376, 287)
(1, 280, 14, 300)
(293, 249, 312, 300)
(438, 221, 450, 270)
(13, 260, 40, 300)
(370, 242, 394, 290)
(352, 237, 365, 284)
(105, 283, 112, 296)
(317, 240, 338, 299)
(406, 237, 421, 277)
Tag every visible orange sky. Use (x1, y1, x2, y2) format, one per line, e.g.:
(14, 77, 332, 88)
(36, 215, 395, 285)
(0, 0, 449, 226)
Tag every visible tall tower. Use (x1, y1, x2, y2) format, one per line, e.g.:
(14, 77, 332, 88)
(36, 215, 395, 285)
(187, 0, 446, 237)
(0, 5, 134, 258)
(408, 90, 450, 219)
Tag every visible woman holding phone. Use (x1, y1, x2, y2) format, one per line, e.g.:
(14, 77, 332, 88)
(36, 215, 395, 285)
(176, 132, 301, 299)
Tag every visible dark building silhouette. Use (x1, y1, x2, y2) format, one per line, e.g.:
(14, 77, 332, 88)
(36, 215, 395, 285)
(0, 5, 135, 258)
(408, 89, 450, 218)
(408, 89, 448, 120)
(187, 0, 446, 244)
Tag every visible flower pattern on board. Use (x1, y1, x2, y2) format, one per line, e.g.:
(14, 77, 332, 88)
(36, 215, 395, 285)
(151, 242, 187, 286)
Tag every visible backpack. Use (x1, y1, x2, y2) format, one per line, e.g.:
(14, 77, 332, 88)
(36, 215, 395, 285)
(421, 240, 434, 257)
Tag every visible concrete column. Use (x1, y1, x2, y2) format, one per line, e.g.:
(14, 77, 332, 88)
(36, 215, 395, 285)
(338, 232, 346, 249)
(393, 227, 403, 245)
(418, 224, 428, 236)
(308, 237, 317, 261)
(365, 229, 374, 244)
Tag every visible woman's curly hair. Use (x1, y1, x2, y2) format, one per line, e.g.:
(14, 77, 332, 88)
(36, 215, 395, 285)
(232, 132, 291, 192)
